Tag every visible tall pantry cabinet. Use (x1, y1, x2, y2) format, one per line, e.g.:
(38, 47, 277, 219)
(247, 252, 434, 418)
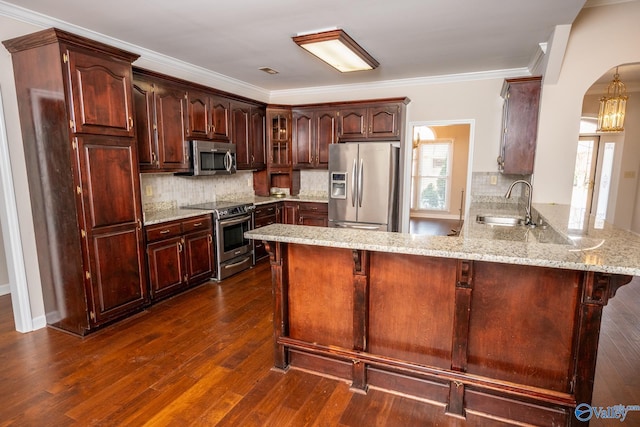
(3, 28, 148, 336)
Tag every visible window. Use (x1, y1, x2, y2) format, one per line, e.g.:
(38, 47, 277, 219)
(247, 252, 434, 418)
(411, 141, 453, 211)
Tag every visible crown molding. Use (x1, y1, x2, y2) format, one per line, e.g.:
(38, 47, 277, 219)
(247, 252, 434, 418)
(0, 1, 270, 101)
(269, 68, 532, 103)
(584, 0, 636, 8)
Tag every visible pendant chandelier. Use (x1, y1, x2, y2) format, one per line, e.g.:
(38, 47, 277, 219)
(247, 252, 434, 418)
(597, 67, 628, 133)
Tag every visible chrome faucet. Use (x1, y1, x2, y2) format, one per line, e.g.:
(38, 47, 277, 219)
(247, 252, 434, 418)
(505, 180, 534, 226)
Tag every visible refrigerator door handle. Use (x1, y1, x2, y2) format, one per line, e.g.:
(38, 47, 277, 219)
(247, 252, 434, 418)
(351, 158, 357, 207)
(358, 158, 364, 207)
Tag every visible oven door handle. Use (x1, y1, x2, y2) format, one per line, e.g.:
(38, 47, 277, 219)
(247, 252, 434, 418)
(224, 257, 252, 269)
(218, 214, 252, 227)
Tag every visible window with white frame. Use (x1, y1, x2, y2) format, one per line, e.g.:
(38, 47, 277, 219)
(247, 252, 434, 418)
(411, 141, 453, 211)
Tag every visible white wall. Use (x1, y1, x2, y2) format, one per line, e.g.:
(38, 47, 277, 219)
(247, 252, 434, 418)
(0, 17, 47, 324)
(534, 1, 640, 204)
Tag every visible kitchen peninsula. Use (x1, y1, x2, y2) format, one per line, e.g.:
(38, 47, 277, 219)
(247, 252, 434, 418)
(246, 203, 640, 426)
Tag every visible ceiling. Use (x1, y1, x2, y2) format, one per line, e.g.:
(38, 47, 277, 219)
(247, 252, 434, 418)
(1, 0, 593, 92)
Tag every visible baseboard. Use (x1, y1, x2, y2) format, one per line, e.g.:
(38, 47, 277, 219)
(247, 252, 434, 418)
(0, 283, 9, 296)
(32, 315, 47, 330)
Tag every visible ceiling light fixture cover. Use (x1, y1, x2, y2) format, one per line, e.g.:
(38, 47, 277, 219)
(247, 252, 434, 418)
(293, 29, 379, 73)
(597, 67, 628, 133)
(259, 67, 279, 74)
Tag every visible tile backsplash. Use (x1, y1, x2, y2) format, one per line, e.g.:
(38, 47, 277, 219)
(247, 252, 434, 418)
(141, 171, 255, 212)
(141, 169, 329, 212)
(299, 170, 329, 198)
(470, 172, 531, 205)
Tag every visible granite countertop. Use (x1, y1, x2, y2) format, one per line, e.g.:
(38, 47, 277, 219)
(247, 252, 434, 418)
(233, 195, 329, 206)
(143, 195, 328, 226)
(246, 202, 640, 276)
(144, 208, 214, 226)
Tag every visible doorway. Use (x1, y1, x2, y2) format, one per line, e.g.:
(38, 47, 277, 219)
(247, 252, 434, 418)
(403, 121, 472, 235)
(569, 132, 617, 231)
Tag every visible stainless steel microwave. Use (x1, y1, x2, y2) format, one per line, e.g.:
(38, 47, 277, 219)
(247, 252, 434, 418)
(177, 140, 237, 176)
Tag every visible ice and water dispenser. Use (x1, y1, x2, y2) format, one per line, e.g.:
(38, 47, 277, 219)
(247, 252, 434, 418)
(330, 172, 347, 199)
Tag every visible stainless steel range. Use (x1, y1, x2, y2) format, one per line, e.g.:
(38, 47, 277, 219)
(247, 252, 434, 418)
(185, 201, 255, 281)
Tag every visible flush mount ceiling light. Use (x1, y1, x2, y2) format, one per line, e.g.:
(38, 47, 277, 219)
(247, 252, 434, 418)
(597, 67, 628, 133)
(259, 67, 279, 75)
(292, 29, 379, 73)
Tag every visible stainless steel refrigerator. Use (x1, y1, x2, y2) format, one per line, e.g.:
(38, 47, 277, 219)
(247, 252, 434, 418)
(328, 142, 400, 231)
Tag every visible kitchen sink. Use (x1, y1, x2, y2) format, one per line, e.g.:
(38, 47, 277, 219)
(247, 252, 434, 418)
(475, 215, 525, 227)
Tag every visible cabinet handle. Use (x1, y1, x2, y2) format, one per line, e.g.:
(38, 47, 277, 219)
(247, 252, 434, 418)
(208, 234, 212, 244)
(137, 219, 142, 231)
(128, 117, 134, 129)
(193, 222, 203, 227)
(178, 242, 183, 252)
(160, 229, 171, 234)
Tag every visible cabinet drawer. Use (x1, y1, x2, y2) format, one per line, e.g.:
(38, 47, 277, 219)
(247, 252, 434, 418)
(297, 202, 328, 215)
(145, 221, 182, 242)
(254, 203, 278, 217)
(255, 214, 277, 228)
(182, 215, 212, 233)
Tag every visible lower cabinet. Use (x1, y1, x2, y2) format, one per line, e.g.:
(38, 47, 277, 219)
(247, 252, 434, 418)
(253, 202, 282, 261)
(283, 201, 328, 227)
(145, 214, 214, 301)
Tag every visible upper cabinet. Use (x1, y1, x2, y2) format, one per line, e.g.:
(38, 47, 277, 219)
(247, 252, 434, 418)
(185, 90, 230, 142)
(133, 71, 189, 172)
(292, 107, 337, 169)
(185, 89, 213, 140)
(497, 76, 542, 175)
(232, 101, 266, 170)
(134, 69, 264, 173)
(337, 100, 408, 141)
(267, 107, 292, 169)
(65, 48, 136, 138)
(211, 96, 231, 142)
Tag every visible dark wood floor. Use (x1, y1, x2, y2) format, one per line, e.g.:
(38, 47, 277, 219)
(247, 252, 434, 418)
(0, 262, 638, 426)
(410, 217, 463, 236)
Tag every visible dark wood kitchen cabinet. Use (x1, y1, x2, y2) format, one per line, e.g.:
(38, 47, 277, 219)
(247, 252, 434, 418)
(337, 99, 408, 141)
(282, 201, 328, 227)
(185, 89, 214, 140)
(267, 107, 292, 169)
(133, 71, 190, 172)
(145, 215, 213, 301)
(292, 107, 337, 169)
(210, 95, 231, 142)
(497, 76, 542, 175)
(184, 90, 231, 142)
(253, 202, 282, 261)
(3, 28, 148, 335)
(232, 101, 266, 170)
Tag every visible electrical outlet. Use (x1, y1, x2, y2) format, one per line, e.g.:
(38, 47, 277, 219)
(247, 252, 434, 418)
(247, 178, 253, 187)
(490, 175, 498, 185)
(145, 185, 153, 196)
(623, 171, 636, 179)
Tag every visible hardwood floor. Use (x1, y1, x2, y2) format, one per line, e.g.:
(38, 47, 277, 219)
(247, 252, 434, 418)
(0, 262, 638, 426)
(409, 217, 463, 236)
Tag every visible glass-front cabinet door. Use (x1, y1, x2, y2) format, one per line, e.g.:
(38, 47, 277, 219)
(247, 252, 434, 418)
(268, 108, 291, 167)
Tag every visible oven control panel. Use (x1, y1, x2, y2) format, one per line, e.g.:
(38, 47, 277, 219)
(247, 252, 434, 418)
(216, 204, 255, 219)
